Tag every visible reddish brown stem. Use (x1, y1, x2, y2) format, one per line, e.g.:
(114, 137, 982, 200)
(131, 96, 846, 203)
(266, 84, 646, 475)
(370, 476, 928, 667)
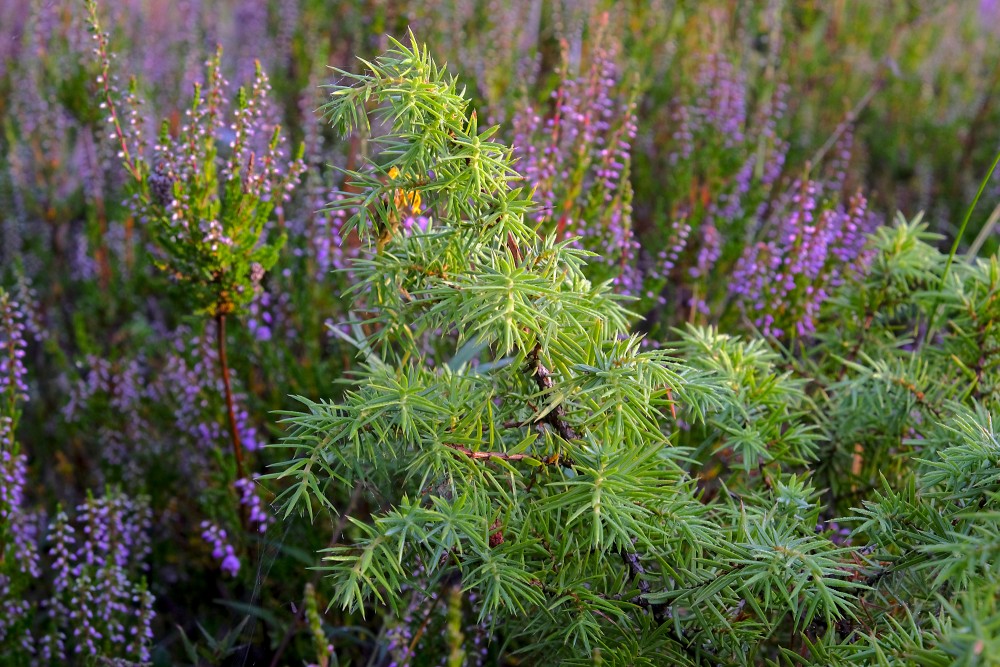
(444, 442, 531, 462)
(216, 313, 246, 482)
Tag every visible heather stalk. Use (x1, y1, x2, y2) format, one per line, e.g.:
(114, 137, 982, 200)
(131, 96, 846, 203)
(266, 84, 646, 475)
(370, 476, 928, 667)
(0, 292, 27, 423)
(85, 0, 144, 183)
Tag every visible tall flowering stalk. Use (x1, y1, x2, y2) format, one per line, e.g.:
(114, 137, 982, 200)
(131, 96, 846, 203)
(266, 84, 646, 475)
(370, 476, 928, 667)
(510, 13, 639, 293)
(86, 0, 304, 484)
(731, 183, 876, 339)
(0, 290, 39, 660)
(0, 291, 29, 421)
(42, 493, 154, 662)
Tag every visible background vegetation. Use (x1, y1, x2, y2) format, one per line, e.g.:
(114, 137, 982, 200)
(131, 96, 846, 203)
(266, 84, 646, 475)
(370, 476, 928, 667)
(2, 0, 1000, 665)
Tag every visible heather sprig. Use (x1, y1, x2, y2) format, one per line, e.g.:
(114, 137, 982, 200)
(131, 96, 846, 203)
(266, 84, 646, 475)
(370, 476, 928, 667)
(510, 14, 640, 294)
(0, 290, 40, 662)
(200, 521, 240, 577)
(234, 475, 271, 534)
(0, 293, 154, 663)
(86, 2, 305, 318)
(0, 290, 30, 420)
(731, 183, 876, 339)
(42, 492, 155, 662)
(139, 53, 303, 318)
(61, 327, 262, 485)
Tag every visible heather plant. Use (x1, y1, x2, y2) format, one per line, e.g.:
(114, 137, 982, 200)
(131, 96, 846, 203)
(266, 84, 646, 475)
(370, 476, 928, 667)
(1, 288, 155, 664)
(510, 13, 640, 296)
(86, 0, 305, 485)
(730, 182, 876, 340)
(86, 0, 305, 318)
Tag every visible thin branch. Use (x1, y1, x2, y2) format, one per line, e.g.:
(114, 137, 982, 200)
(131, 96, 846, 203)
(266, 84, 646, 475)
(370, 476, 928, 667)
(444, 442, 573, 469)
(528, 343, 578, 441)
(443, 442, 532, 461)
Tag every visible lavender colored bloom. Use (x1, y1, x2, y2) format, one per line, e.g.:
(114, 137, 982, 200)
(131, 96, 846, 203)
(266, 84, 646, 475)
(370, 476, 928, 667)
(148, 328, 262, 456)
(201, 521, 240, 576)
(221, 549, 240, 577)
(510, 19, 638, 294)
(0, 291, 30, 409)
(235, 475, 271, 534)
(732, 183, 876, 338)
(0, 450, 41, 579)
(0, 431, 42, 653)
(61, 354, 161, 479)
(43, 492, 154, 661)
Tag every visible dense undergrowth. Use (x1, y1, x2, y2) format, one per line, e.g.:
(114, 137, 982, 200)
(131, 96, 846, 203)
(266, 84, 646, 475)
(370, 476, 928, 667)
(2, 1, 1000, 665)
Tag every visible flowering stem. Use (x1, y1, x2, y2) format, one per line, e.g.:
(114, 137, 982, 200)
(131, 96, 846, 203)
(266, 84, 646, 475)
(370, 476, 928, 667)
(85, 0, 141, 182)
(216, 313, 246, 483)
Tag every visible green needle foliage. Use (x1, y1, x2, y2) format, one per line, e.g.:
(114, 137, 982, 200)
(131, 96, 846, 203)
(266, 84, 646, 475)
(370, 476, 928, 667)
(271, 37, 1000, 665)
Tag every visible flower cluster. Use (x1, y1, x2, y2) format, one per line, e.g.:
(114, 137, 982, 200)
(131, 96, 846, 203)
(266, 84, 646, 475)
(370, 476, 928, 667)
(732, 185, 876, 338)
(630, 57, 791, 326)
(201, 521, 240, 577)
(62, 327, 261, 482)
(510, 13, 639, 293)
(158, 329, 261, 454)
(0, 291, 29, 412)
(43, 492, 154, 661)
(234, 475, 271, 533)
(89, 0, 306, 317)
(0, 449, 41, 657)
(0, 450, 40, 579)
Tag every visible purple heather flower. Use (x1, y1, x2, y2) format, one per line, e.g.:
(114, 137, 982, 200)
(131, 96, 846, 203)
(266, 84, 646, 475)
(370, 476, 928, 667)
(44, 492, 154, 660)
(201, 520, 240, 576)
(1, 449, 41, 580)
(0, 291, 30, 408)
(732, 182, 876, 337)
(153, 328, 262, 454)
(221, 548, 241, 577)
(510, 23, 638, 294)
(235, 475, 271, 534)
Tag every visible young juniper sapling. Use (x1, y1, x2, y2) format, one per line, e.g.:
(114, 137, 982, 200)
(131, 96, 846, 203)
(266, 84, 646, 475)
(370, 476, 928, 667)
(269, 34, 867, 664)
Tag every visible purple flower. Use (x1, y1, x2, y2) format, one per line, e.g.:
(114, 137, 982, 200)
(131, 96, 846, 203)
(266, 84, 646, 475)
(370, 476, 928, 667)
(201, 521, 240, 577)
(510, 20, 638, 294)
(221, 548, 241, 577)
(42, 492, 154, 660)
(732, 183, 876, 338)
(235, 476, 271, 534)
(0, 291, 30, 409)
